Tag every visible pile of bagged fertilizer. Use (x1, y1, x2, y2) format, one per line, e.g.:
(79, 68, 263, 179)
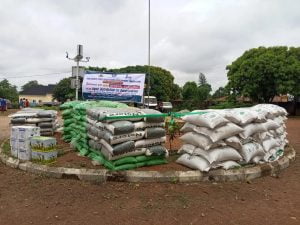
(9, 108, 58, 136)
(177, 104, 288, 171)
(60, 101, 130, 156)
(86, 107, 168, 170)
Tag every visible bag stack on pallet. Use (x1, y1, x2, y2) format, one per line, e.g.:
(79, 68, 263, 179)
(10, 126, 40, 160)
(177, 104, 288, 171)
(9, 108, 58, 136)
(60, 101, 130, 156)
(86, 107, 168, 171)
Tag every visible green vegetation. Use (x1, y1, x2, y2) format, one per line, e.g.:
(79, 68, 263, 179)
(2, 140, 11, 156)
(21, 80, 39, 92)
(180, 73, 212, 110)
(212, 86, 228, 99)
(31, 158, 56, 164)
(53, 77, 76, 103)
(0, 79, 19, 103)
(226, 46, 300, 103)
(51, 46, 300, 112)
(209, 101, 253, 109)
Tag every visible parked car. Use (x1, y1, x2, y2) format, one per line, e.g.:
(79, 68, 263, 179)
(137, 96, 158, 109)
(159, 101, 173, 112)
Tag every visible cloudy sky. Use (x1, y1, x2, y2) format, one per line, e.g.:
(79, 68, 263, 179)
(1, 0, 300, 90)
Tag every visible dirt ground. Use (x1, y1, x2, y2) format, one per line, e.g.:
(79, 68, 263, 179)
(0, 111, 300, 225)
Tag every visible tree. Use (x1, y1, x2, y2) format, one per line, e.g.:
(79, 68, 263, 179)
(212, 87, 228, 99)
(21, 80, 39, 92)
(170, 83, 182, 100)
(182, 81, 198, 100)
(196, 83, 212, 103)
(53, 78, 75, 103)
(196, 73, 212, 104)
(198, 72, 207, 86)
(0, 79, 19, 102)
(226, 46, 300, 103)
(86, 66, 107, 73)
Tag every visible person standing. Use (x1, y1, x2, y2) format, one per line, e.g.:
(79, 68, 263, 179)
(25, 99, 29, 108)
(19, 98, 24, 109)
(0, 98, 6, 112)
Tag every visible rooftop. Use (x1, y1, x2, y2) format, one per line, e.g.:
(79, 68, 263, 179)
(19, 84, 56, 95)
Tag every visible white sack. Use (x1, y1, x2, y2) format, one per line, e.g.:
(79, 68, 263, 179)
(192, 148, 212, 162)
(264, 120, 280, 131)
(253, 131, 273, 142)
(193, 123, 244, 143)
(206, 147, 242, 163)
(178, 144, 196, 154)
(180, 123, 196, 133)
(251, 155, 264, 164)
(240, 142, 265, 163)
(176, 154, 211, 172)
(223, 108, 258, 125)
(224, 136, 243, 150)
(262, 138, 280, 152)
(240, 123, 267, 139)
(180, 132, 213, 150)
(275, 127, 285, 135)
(212, 161, 241, 170)
(181, 111, 228, 129)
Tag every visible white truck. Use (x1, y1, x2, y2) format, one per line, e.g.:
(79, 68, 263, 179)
(137, 96, 158, 109)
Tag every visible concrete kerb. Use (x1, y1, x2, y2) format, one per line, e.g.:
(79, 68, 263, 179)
(0, 140, 296, 183)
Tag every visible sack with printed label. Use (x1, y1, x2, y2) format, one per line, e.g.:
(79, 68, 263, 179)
(240, 123, 267, 139)
(223, 108, 258, 125)
(181, 111, 228, 129)
(240, 142, 265, 163)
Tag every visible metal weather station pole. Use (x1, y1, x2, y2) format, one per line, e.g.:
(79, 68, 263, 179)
(66, 44, 90, 101)
(147, 0, 151, 108)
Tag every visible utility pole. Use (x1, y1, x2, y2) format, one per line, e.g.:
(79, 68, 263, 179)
(147, 0, 151, 108)
(66, 45, 90, 100)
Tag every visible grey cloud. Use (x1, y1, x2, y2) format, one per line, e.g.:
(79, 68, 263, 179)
(0, 0, 299, 91)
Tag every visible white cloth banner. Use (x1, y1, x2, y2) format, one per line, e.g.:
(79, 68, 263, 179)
(82, 73, 146, 102)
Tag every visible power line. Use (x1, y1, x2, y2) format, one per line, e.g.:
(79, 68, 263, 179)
(0, 71, 71, 79)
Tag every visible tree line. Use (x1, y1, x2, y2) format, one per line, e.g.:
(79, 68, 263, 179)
(1, 46, 299, 111)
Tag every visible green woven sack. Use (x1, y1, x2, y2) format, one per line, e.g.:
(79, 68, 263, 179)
(135, 155, 163, 162)
(145, 159, 167, 166)
(114, 163, 137, 171)
(113, 156, 137, 166)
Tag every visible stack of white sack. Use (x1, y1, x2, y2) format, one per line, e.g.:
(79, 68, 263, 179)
(10, 126, 40, 160)
(85, 107, 168, 170)
(176, 104, 288, 172)
(9, 108, 59, 136)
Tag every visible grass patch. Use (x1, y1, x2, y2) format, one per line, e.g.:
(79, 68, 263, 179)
(2, 139, 11, 156)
